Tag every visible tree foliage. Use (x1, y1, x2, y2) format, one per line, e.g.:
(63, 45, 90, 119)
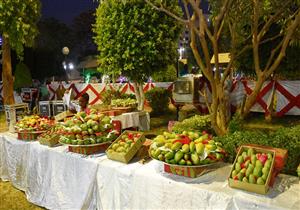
(93, 0, 182, 82)
(93, 0, 182, 110)
(0, 0, 40, 105)
(13, 62, 32, 90)
(146, 0, 300, 135)
(0, 0, 41, 57)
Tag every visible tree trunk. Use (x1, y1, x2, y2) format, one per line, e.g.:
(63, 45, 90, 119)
(2, 36, 15, 105)
(133, 82, 145, 111)
(242, 75, 265, 117)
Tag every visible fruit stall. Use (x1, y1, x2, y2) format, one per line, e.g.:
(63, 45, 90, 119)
(0, 108, 299, 209)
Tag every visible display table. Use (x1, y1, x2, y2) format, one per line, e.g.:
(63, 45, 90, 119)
(111, 111, 150, 131)
(1, 132, 299, 210)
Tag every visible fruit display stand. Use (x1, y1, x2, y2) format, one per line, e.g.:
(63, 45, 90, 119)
(4, 103, 29, 132)
(228, 145, 276, 195)
(106, 130, 145, 163)
(149, 131, 226, 178)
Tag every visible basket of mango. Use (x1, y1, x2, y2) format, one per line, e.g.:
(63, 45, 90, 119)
(149, 131, 226, 178)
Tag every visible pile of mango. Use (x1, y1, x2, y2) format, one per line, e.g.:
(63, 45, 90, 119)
(149, 131, 225, 166)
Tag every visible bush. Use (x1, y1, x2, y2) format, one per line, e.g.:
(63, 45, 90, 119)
(14, 63, 32, 90)
(145, 87, 171, 116)
(214, 125, 300, 175)
(172, 115, 213, 134)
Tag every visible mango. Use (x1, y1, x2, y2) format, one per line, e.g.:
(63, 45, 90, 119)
(264, 159, 271, 168)
(231, 170, 237, 178)
(237, 173, 243, 181)
(253, 167, 262, 177)
(267, 153, 273, 160)
(165, 151, 175, 160)
(174, 151, 184, 163)
(262, 173, 268, 181)
(158, 154, 164, 161)
(179, 159, 186, 165)
(189, 142, 195, 153)
(237, 155, 244, 164)
(251, 154, 257, 164)
(249, 174, 256, 184)
(235, 163, 241, 172)
(171, 142, 182, 151)
(257, 177, 265, 185)
(255, 160, 263, 168)
(165, 143, 173, 149)
(196, 143, 204, 155)
(182, 144, 190, 153)
(169, 159, 176, 164)
(247, 148, 254, 156)
(262, 166, 270, 175)
(191, 153, 200, 165)
(186, 160, 192, 166)
(242, 177, 248, 183)
(184, 154, 190, 161)
(153, 149, 161, 159)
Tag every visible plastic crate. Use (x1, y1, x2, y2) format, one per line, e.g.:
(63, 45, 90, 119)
(39, 101, 53, 117)
(4, 103, 29, 132)
(52, 100, 67, 116)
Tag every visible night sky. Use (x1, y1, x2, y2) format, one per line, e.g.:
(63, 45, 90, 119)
(41, 0, 98, 24)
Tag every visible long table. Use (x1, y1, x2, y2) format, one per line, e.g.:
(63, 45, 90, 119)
(1, 133, 299, 210)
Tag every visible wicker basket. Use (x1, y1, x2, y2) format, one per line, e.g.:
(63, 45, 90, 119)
(60, 141, 112, 155)
(16, 130, 45, 141)
(38, 134, 60, 147)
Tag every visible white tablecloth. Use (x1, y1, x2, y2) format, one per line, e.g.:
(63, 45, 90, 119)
(0, 133, 99, 210)
(1, 133, 300, 210)
(112, 111, 150, 131)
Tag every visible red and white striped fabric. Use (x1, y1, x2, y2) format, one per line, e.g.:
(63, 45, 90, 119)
(275, 81, 300, 116)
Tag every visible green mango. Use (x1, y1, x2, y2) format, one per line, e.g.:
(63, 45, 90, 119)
(244, 160, 250, 168)
(251, 154, 257, 164)
(155, 139, 165, 147)
(169, 159, 176, 164)
(237, 173, 243, 181)
(179, 159, 186, 165)
(191, 153, 200, 165)
(245, 167, 252, 178)
(174, 151, 184, 163)
(171, 142, 183, 151)
(242, 151, 248, 160)
(182, 144, 190, 153)
(264, 160, 272, 169)
(186, 160, 192, 166)
(262, 173, 268, 181)
(235, 163, 241, 172)
(240, 168, 246, 175)
(247, 148, 254, 156)
(242, 177, 248, 183)
(196, 143, 204, 155)
(184, 154, 190, 161)
(255, 160, 263, 168)
(165, 151, 175, 160)
(249, 174, 256, 184)
(165, 143, 173, 149)
(189, 142, 195, 153)
(267, 153, 273, 160)
(257, 177, 265, 185)
(231, 170, 237, 178)
(153, 149, 161, 159)
(158, 154, 165, 161)
(262, 166, 270, 175)
(237, 155, 244, 164)
(253, 167, 262, 177)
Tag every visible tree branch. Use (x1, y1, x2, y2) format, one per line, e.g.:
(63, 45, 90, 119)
(145, 0, 188, 24)
(265, 9, 300, 77)
(252, 0, 262, 76)
(257, 0, 293, 41)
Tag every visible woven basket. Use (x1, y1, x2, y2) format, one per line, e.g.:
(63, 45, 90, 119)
(38, 134, 60, 147)
(16, 130, 45, 141)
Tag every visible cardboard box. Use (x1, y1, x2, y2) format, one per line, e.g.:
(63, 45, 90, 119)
(135, 139, 152, 160)
(241, 144, 287, 186)
(4, 103, 29, 132)
(106, 130, 145, 163)
(228, 145, 276, 195)
(54, 110, 74, 122)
